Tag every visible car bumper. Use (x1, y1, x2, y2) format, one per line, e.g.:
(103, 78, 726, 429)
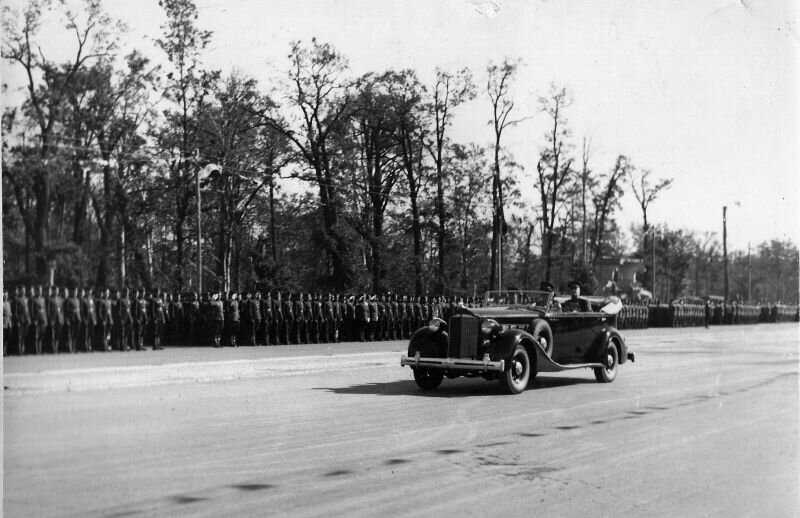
(401, 352, 505, 372)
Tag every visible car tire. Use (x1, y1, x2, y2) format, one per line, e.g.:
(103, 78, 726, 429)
(594, 341, 618, 383)
(499, 344, 531, 394)
(413, 368, 444, 390)
(530, 319, 553, 357)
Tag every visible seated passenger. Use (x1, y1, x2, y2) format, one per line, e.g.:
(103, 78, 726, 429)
(538, 281, 561, 312)
(561, 281, 590, 312)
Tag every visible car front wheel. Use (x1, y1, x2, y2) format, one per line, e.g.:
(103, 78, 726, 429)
(499, 344, 531, 394)
(413, 368, 444, 390)
(594, 342, 619, 383)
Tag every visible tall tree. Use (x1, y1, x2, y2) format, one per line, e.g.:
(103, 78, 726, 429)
(535, 85, 574, 282)
(347, 71, 407, 292)
(392, 71, 429, 295)
(486, 58, 523, 290)
(267, 39, 355, 290)
(426, 67, 475, 294)
(2, 0, 119, 280)
(155, 0, 218, 291)
(590, 154, 629, 265)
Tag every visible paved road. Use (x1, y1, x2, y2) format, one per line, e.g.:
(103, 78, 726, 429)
(4, 324, 798, 517)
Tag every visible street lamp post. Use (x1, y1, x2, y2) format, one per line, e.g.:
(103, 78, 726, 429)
(723, 206, 729, 303)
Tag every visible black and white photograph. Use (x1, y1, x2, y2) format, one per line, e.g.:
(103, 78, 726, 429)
(2, 0, 798, 516)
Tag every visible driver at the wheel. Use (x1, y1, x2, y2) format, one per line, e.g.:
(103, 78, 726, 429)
(538, 281, 561, 312)
(561, 281, 590, 312)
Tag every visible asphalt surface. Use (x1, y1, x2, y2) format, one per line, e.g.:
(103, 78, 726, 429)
(3, 324, 799, 517)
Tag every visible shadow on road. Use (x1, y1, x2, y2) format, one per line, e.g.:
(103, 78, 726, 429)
(315, 374, 595, 398)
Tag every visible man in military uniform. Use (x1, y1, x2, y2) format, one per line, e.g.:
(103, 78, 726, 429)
(333, 294, 344, 342)
(281, 292, 294, 345)
(80, 288, 97, 352)
(561, 281, 590, 312)
(97, 288, 113, 351)
(115, 288, 133, 351)
(186, 292, 200, 345)
(245, 291, 261, 346)
(46, 286, 64, 354)
(259, 291, 271, 346)
(30, 285, 48, 355)
(150, 289, 166, 350)
(63, 286, 82, 353)
(209, 291, 224, 347)
(12, 286, 31, 355)
(3, 288, 12, 356)
(321, 293, 333, 344)
(270, 291, 282, 345)
(226, 291, 240, 347)
(132, 289, 148, 351)
(291, 293, 304, 344)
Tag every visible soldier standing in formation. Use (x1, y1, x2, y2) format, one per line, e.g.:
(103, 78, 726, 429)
(209, 292, 224, 348)
(97, 288, 113, 351)
(31, 285, 48, 355)
(80, 288, 96, 352)
(13, 286, 31, 356)
(3, 289, 11, 356)
(150, 289, 166, 350)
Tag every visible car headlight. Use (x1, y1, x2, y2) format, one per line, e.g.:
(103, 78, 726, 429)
(481, 318, 501, 335)
(428, 318, 447, 332)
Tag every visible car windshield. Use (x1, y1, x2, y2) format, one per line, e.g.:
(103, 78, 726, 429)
(482, 290, 553, 308)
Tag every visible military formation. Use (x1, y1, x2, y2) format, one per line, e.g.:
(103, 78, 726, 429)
(3, 285, 798, 356)
(2, 287, 481, 356)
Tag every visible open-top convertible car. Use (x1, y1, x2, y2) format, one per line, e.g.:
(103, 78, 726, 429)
(400, 290, 635, 394)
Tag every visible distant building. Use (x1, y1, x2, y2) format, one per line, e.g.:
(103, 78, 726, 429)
(593, 256, 648, 300)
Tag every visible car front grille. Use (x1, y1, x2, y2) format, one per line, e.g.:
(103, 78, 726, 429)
(448, 314, 481, 359)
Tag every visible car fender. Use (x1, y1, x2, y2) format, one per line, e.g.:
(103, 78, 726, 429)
(486, 329, 537, 368)
(598, 327, 627, 365)
(407, 327, 448, 357)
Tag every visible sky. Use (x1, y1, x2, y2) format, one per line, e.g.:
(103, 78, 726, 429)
(2, 0, 798, 253)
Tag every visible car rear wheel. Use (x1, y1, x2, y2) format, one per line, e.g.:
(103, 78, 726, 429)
(499, 344, 531, 394)
(413, 368, 444, 390)
(594, 341, 618, 383)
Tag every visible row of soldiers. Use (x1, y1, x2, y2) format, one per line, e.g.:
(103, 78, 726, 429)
(3, 286, 475, 355)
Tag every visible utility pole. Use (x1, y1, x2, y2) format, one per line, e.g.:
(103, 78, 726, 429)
(652, 228, 656, 300)
(747, 242, 751, 303)
(723, 206, 729, 303)
(196, 150, 203, 295)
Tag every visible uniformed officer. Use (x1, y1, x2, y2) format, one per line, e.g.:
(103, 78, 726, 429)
(309, 293, 327, 344)
(281, 292, 294, 345)
(321, 293, 333, 343)
(3, 288, 12, 356)
(63, 286, 82, 353)
(225, 291, 240, 347)
(368, 295, 379, 341)
(80, 288, 97, 352)
(561, 281, 590, 312)
(344, 295, 356, 341)
(333, 294, 344, 342)
(30, 285, 48, 355)
(271, 291, 283, 345)
(150, 289, 166, 350)
(132, 289, 148, 350)
(97, 288, 113, 351)
(245, 291, 261, 346)
(292, 293, 305, 344)
(209, 291, 224, 347)
(12, 286, 31, 355)
(186, 292, 200, 345)
(115, 288, 133, 351)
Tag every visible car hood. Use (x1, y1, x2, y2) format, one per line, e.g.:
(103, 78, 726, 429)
(458, 305, 547, 320)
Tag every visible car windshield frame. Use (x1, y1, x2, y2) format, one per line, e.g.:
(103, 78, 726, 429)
(482, 290, 554, 309)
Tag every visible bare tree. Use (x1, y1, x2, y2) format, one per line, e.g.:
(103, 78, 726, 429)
(486, 58, 524, 290)
(535, 85, 574, 282)
(267, 38, 355, 290)
(426, 67, 475, 294)
(590, 154, 629, 265)
(2, 0, 119, 280)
